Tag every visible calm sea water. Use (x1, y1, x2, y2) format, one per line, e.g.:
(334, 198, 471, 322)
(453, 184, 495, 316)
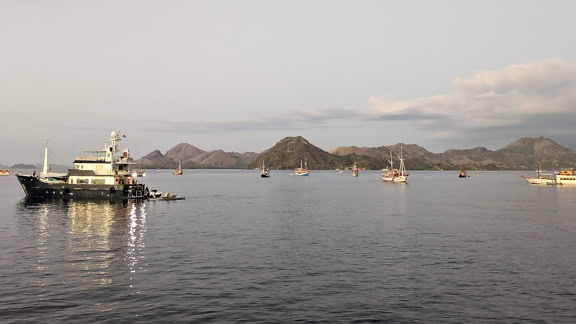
(1, 170, 575, 323)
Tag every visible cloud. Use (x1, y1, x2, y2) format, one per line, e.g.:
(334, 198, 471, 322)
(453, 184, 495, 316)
(148, 58, 576, 147)
(369, 58, 576, 133)
(148, 109, 368, 134)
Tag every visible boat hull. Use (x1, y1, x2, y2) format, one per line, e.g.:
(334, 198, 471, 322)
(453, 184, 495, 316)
(556, 175, 576, 185)
(295, 172, 309, 176)
(524, 177, 556, 185)
(382, 176, 407, 183)
(16, 175, 147, 200)
(382, 176, 408, 183)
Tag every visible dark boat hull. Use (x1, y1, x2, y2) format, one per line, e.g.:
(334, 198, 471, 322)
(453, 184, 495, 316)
(16, 175, 147, 200)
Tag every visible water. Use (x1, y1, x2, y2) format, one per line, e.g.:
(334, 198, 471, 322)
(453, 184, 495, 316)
(1, 170, 575, 323)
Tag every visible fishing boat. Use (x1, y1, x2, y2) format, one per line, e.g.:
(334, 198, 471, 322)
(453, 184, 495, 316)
(458, 163, 468, 178)
(522, 161, 556, 185)
(174, 161, 183, 175)
(351, 162, 359, 177)
(260, 160, 270, 178)
(295, 159, 309, 176)
(556, 167, 576, 185)
(0, 169, 9, 176)
(15, 131, 148, 200)
(382, 147, 408, 183)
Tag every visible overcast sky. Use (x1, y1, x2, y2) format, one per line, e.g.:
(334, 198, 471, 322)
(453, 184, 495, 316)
(2, 0, 576, 164)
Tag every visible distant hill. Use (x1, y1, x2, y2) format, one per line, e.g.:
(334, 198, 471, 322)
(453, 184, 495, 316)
(332, 137, 576, 170)
(11, 163, 38, 170)
(136, 136, 576, 170)
(136, 143, 259, 169)
(248, 136, 345, 170)
(0, 163, 8, 169)
(136, 150, 179, 169)
(164, 143, 205, 162)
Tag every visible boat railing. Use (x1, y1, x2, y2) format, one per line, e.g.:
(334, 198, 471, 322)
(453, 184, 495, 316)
(75, 156, 107, 162)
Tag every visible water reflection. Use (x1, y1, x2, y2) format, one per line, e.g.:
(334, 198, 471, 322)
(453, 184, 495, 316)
(17, 199, 147, 288)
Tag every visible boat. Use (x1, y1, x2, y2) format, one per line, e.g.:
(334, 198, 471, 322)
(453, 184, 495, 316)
(0, 169, 9, 176)
(556, 167, 576, 185)
(174, 161, 183, 175)
(132, 167, 146, 177)
(522, 161, 556, 185)
(15, 131, 148, 200)
(151, 192, 185, 201)
(295, 159, 309, 176)
(351, 162, 359, 177)
(458, 163, 468, 178)
(382, 147, 408, 183)
(148, 187, 163, 198)
(260, 160, 270, 178)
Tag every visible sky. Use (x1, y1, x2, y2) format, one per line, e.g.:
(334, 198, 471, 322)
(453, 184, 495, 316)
(1, 0, 576, 165)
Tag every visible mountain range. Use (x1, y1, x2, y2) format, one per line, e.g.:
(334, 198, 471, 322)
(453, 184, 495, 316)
(135, 136, 576, 171)
(136, 143, 259, 169)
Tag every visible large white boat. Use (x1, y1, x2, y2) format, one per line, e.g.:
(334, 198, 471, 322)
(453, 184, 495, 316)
(382, 147, 408, 183)
(523, 161, 555, 185)
(16, 131, 148, 200)
(556, 168, 576, 185)
(295, 159, 309, 176)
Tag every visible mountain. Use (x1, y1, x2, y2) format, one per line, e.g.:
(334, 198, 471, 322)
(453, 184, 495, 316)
(136, 136, 576, 170)
(493, 137, 576, 170)
(0, 163, 8, 169)
(11, 163, 37, 169)
(136, 150, 178, 169)
(136, 143, 259, 169)
(249, 136, 350, 170)
(331, 137, 576, 170)
(164, 143, 205, 162)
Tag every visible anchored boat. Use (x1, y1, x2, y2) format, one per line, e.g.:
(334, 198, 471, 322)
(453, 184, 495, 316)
(295, 159, 309, 176)
(16, 131, 148, 200)
(351, 162, 359, 177)
(260, 160, 270, 178)
(382, 147, 408, 183)
(522, 161, 556, 185)
(556, 167, 576, 185)
(458, 163, 468, 178)
(174, 161, 183, 175)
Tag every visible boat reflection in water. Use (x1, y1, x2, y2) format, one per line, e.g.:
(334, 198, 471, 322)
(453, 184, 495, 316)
(19, 198, 147, 288)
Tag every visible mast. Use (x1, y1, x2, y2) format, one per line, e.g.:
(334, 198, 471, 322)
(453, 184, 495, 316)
(398, 146, 405, 176)
(389, 150, 394, 170)
(42, 146, 49, 176)
(537, 160, 540, 178)
(304, 158, 308, 169)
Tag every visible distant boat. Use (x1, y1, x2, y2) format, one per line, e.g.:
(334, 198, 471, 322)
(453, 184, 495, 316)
(522, 161, 555, 185)
(382, 147, 408, 183)
(351, 162, 359, 177)
(260, 160, 270, 178)
(295, 159, 309, 176)
(0, 169, 9, 176)
(556, 167, 576, 185)
(174, 161, 183, 175)
(132, 166, 146, 177)
(458, 163, 468, 178)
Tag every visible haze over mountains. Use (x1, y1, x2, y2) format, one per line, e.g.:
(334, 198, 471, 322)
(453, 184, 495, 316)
(135, 136, 576, 171)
